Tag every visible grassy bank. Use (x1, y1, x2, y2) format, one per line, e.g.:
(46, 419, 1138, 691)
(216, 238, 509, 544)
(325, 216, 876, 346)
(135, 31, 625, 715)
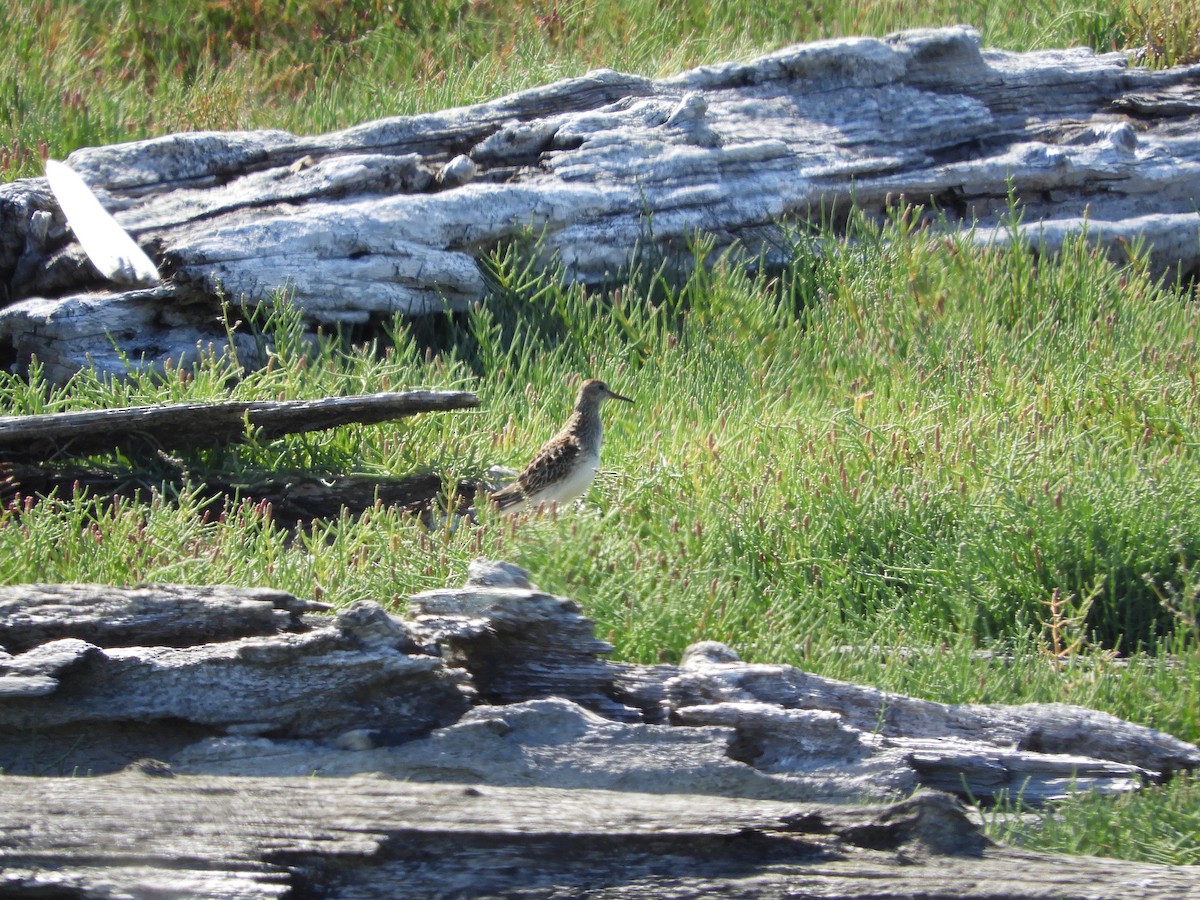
(3, 0, 1199, 179)
(3, 0, 1199, 869)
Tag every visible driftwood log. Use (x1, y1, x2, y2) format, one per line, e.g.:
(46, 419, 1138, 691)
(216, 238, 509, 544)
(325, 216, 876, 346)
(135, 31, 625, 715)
(0, 390, 479, 461)
(7, 776, 1200, 899)
(3, 561, 1199, 896)
(0, 391, 482, 520)
(3, 26, 1200, 382)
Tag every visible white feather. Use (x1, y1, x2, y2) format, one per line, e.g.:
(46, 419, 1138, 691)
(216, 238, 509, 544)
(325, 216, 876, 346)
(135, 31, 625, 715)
(45, 159, 160, 286)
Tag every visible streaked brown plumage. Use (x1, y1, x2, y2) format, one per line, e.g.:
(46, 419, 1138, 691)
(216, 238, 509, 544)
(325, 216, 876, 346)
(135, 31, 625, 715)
(490, 378, 633, 514)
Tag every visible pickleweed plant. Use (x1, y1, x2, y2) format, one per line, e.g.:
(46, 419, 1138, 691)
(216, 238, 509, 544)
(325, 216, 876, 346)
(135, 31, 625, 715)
(3, 51, 1200, 859)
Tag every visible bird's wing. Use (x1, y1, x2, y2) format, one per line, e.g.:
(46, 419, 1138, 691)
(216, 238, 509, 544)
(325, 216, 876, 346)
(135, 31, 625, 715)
(489, 480, 527, 509)
(517, 436, 584, 496)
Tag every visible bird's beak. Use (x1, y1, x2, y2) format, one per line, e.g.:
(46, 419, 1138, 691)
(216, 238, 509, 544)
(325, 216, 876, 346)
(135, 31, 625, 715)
(608, 390, 634, 404)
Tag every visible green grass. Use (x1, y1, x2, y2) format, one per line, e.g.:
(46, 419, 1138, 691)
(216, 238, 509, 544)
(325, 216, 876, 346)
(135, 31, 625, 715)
(3, 0, 1200, 870)
(986, 774, 1200, 866)
(4, 213, 1199, 716)
(2, 0, 1196, 179)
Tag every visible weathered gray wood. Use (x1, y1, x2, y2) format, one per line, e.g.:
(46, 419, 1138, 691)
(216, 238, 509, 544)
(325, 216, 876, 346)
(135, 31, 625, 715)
(3, 563, 1200, 894)
(411, 576, 641, 721)
(0, 582, 326, 653)
(0, 389, 479, 460)
(0, 591, 471, 775)
(3, 27, 1200, 382)
(666, 641, 1200, 778)
(0, 286, 263, 386)
(2, 775, 1199, 899)
(2, 561, 1196, 807)
(0, 628, 461, 736)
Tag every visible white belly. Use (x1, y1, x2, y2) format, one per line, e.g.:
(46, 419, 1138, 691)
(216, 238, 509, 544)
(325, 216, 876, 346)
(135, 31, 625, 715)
(524, 453, 600, 509)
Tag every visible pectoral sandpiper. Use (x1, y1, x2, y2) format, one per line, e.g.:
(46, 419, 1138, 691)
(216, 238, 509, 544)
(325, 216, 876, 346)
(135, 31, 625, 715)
(490, 378, 633, 514)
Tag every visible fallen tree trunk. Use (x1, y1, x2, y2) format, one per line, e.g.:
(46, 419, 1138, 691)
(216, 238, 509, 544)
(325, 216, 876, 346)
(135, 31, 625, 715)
(3, 27, 1200, 382)
(3, 561, 1199, 895)
(0, 389, 482, 522)
(5, 774, 1200, 899)
(0, 390, 479, 461)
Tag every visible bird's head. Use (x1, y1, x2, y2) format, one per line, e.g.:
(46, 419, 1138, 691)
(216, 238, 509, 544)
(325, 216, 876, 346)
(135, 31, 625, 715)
(578, 378, 633, 407)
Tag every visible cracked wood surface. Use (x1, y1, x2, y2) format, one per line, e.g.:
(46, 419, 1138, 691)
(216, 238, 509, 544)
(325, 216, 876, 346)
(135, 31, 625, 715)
(2, 563, 1199, 896)
(2, 563, 1197, 799)
(3, 776, 1198, 899)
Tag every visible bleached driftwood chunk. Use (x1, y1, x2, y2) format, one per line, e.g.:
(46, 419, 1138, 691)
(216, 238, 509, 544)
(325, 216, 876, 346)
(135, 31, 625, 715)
(2, 28, 1200, 381)
(3, 563, 1196, 802)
